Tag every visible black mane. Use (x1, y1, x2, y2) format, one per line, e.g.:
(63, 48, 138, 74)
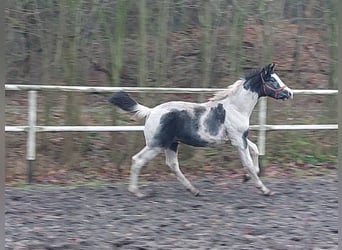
(242, 64, 275, 97)
(244, 68, 262, 81)
(243, 67, 264, 97)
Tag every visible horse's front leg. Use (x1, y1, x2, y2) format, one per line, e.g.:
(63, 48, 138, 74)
(243, 139, 261, 182)
(237, 146, 273, 196)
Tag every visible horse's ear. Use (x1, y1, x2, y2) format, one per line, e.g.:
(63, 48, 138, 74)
(264, 63, 275, 76)
(261, 66, 268, 76)
(270, 63, 276, 73)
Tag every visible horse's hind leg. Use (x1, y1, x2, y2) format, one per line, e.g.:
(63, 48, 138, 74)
(129, 146, 161, 197)
(165, 144, 200, 196)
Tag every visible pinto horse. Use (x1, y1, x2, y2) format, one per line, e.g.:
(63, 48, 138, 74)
(109, 63, 293, 197)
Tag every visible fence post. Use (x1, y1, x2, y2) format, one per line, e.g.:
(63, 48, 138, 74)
(27, 91, 37, 183)
(257, 97, 267, 175)
(258, 97, 267, 155)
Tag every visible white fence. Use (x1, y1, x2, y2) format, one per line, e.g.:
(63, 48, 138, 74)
(5, 84, 338, 182)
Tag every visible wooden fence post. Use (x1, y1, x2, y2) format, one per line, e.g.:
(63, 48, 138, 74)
(258, 97, 267, 156)
(258, 97, 267, 174)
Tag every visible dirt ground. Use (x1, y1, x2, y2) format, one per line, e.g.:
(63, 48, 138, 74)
(5, 176, 337, 250)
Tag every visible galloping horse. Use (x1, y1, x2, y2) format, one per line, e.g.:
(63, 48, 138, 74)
(109, 63, 293, 197)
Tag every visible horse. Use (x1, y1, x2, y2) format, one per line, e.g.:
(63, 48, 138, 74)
(109, 63, 293, 197)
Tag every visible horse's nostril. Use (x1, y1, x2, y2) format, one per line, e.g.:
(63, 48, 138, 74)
(284, 88, 293, 98)
(289, 91, 294, 99)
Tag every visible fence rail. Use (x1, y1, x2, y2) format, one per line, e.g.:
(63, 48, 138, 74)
(4, 124, 338, 132)
(5, 84, 339, 94)
(5, 84, 338, 183)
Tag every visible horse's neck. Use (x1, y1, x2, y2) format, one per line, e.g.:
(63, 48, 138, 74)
(221, 88, 259, 117)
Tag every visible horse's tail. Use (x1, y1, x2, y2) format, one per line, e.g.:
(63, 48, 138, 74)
(109, 91, 151, 119)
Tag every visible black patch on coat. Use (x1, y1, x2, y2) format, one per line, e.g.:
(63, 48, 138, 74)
(194, 106, 206, 117)
(109, 91, 137, 112)
(155, 108, 208, 148)
(204, 103, 226, 136)
(242, 129, 249, 149)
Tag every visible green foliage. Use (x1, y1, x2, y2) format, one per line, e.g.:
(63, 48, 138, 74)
(265, 131, 337, 166)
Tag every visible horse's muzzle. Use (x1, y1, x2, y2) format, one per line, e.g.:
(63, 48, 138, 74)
(279, 88, 293, 100)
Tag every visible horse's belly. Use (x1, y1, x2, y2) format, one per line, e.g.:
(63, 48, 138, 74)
(177, 135, 209, 147)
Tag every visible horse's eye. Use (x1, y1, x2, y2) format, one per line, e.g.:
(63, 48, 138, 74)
(269, 77, 277, 83)
(264, 75, 272, 81)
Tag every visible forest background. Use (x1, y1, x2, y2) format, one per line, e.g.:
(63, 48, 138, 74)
(5, 0, 338, 184)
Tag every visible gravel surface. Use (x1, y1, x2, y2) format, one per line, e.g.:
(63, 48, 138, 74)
(5, 177, 338, 250)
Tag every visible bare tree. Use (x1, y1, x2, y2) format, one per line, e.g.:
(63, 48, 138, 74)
(61, 0, 83, 168)
(153, 0, 170, 86)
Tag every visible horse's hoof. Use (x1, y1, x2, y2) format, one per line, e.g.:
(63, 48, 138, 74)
(189, 188, 200, 196)
(128, 187, 145, 198)
(263, 190, 276, 196)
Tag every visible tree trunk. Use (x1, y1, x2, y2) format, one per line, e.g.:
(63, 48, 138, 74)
(99, 0, 130, 171)
(62, 0, 83, 168)
(199, 0, 212, 96)
(153, 0, 170, 87)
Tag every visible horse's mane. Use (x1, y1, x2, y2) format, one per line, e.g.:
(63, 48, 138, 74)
(243, 68, 263, 92)
(245, 68, 261, 80)
(209, 79, 244, 101)
(209, 67, 263, 101)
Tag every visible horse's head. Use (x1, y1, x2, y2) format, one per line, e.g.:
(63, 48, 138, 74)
(260, 63, 293, 100)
